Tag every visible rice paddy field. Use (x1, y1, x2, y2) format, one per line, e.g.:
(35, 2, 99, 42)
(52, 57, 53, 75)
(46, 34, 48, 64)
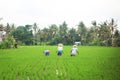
(0, 46, 120, 80)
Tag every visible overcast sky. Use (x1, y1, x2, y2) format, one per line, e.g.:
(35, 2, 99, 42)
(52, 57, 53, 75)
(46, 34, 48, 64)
(0, 0, 120, 28)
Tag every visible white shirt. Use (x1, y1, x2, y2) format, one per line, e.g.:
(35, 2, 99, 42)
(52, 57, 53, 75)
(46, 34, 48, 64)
(58, 47, 63, 51)
(71, 48, 78, 54)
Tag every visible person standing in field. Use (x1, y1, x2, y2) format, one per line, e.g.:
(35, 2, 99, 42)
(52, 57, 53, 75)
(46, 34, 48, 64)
(70, 45, 79, 56)
(57, 43, 63, 56)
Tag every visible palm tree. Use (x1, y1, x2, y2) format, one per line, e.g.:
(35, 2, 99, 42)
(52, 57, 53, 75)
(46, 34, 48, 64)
(49, 24, 58, 38)
(33, 23, 38, 45)
(4, 23, 11, 34)
(42, 28, 49, 45)
(77, 21, 87, 45)
(33, 23, 38, 35)
(59, 21, 68, 44)
(109, 18, 117, 46)
(68, 28, 77, 44)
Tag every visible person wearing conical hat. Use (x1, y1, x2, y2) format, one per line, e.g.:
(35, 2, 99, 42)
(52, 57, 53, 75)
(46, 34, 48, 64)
(57, 43, 63, 56)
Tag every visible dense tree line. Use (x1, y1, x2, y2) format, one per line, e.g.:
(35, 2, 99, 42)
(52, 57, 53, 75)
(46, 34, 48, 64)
(0, 19, 120, 48)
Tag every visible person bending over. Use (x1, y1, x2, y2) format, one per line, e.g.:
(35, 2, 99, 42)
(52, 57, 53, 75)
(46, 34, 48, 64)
(70, 45, 79, 56)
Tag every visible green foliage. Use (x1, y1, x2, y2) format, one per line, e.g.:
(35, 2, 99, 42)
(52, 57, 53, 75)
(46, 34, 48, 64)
(0, 41, 12, 49)
(77, 21, 87, 45)
(89, 38, 100, 46)
(113, 36, 120, 47)
(113, 30, 120, 46)
(1, 19, 120, 46)
(11, 26, 33, 45)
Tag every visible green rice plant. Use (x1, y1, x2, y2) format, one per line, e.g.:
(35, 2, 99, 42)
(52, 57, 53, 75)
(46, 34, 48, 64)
(0, 46, 120, 80)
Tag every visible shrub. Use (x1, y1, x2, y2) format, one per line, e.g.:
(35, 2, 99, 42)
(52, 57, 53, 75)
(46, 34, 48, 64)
(113, 36, 120, 47)
(0, 41, 12, 49)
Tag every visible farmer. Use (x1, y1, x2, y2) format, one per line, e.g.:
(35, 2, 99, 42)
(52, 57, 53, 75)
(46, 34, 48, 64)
(57, 43, 63, 56)
(44, 50, 50, 56)
(70, 45, 79, 56)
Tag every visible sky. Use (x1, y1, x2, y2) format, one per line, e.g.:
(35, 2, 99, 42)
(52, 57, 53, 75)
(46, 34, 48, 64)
(0, 0, 120, 29)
